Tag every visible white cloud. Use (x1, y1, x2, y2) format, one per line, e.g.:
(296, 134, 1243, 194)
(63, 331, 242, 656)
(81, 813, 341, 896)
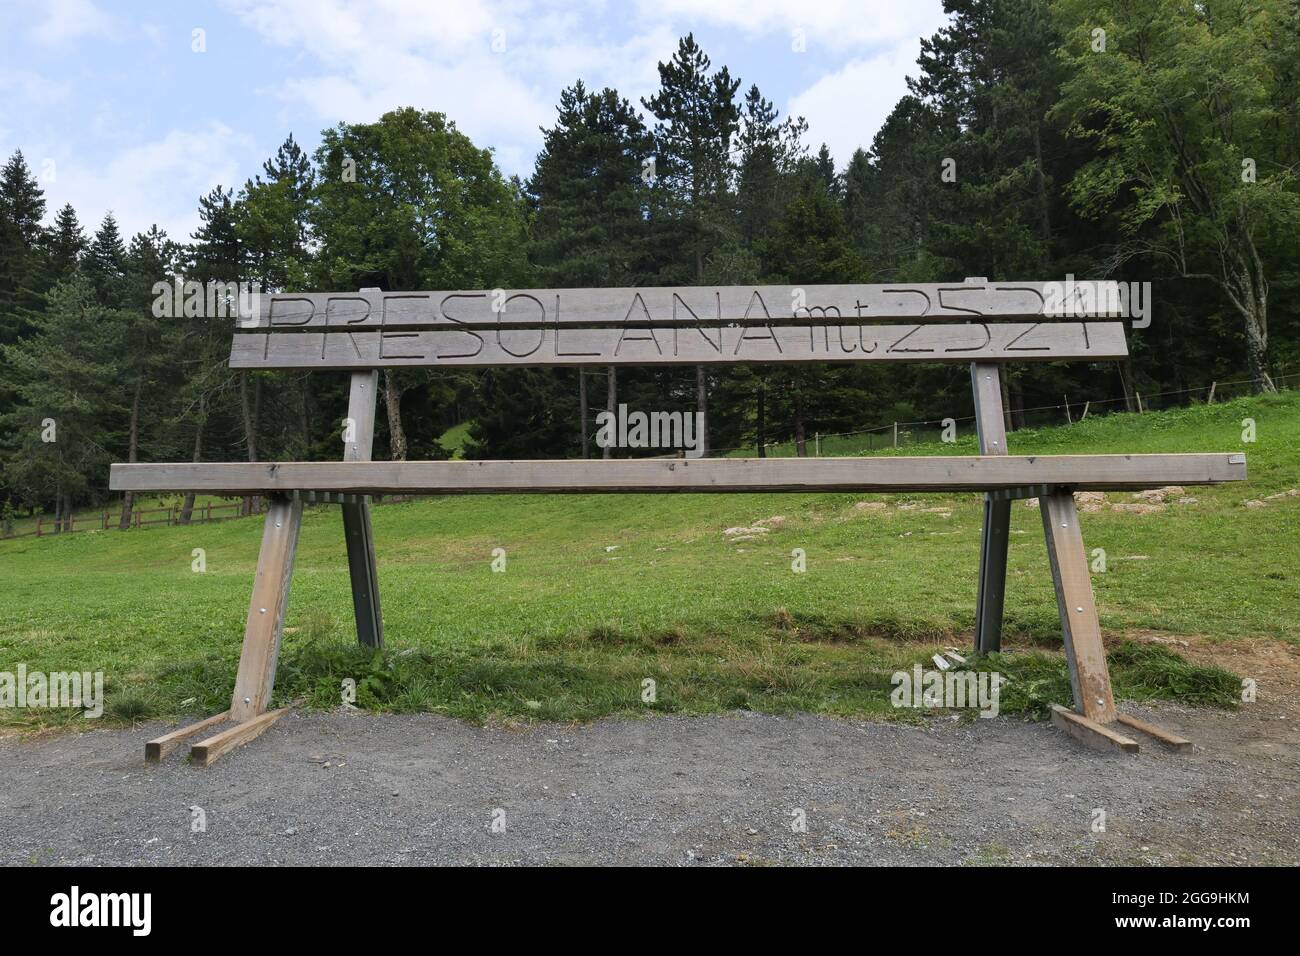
(789, 40, 934, 169)
(42, 122, 256, 241)
(634, 0, 945, 51)
(28, 0, 116, 47)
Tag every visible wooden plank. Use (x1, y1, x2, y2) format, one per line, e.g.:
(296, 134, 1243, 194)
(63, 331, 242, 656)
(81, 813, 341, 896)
(190, 709, 288, 767)
(1114, 713, 1193, 751)
(144, 710, 230, 762)
(972, 363, 1010, 653)
(343, 370, 378, 463)
(342, 366, 383, 649)
(239, 282, 1122, 331)
(1041, 490, 1115, 722)
(970, 363, 1008, 454)
(228, 322, 1129, 370)
(229, 496, 303, 723)
(1050, 704, 1139, 753)
(110, 453, 1248, 496)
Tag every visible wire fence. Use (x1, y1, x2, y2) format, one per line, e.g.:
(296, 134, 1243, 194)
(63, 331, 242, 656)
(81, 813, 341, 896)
(4, 372, 1292, 539)
(710, 372, 1299, 457)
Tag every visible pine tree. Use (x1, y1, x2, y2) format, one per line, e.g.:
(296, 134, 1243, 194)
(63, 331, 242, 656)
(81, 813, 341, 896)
(83, 213, 128, 308)
(521, 82, 656, 457)
(642, 34, 743, 456)
(0, 149, 49, 342)
(0, 276, 125, 522)
(736, 85, 807, 247)
(45, 203, 87, 282)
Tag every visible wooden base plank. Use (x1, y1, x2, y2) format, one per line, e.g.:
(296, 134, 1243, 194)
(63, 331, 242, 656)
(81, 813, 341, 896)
(1115, 713, 1193, 751)
(1050, 704, 1139, 753)
(145, 710, 231, 762)
(189, 709, 287, 768)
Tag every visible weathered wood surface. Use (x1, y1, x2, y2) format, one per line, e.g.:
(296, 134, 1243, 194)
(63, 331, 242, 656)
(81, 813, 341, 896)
(1049, 704, 1139, 753)
(190, 709, 288, 768)
(972, 362, 1011, 653)
(144, 710, 231, 762)
(111, 453, 1246, 495)
(238, 282, 1122, 331)
(229, 322, 1128, 369)
(229, 496, 302, 723)
(1041, 489, 1115, 722)
(1114, 713, 1192, 750)
(342, 367, 383, 649)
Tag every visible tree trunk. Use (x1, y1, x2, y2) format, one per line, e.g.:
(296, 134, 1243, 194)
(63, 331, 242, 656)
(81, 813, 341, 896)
(383, 370, 408, 460)
(179, 407, 204, 525)
(696, 365, 709, 458)
(1246, 327, 1276, 393)
(1118, 362, 1136, 413)
(578, 369, 589, 458)
(1009, 380, 1027, 430)
(53, 488, 63, 533)
(118, 374, 144, 530)
(1033, 124, 1052, 267)
(239, 372, 262, 515)
(1000, 372, 1013, 435)
(792, 378, 807, 457)
(603, 367, 616, 460)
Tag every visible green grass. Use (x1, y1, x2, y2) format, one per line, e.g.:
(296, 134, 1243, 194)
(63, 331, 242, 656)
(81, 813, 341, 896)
(1, 392, 1295, 730)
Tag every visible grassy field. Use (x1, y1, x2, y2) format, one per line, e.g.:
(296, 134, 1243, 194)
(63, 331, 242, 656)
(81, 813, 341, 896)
(1, 391, 1295, 730)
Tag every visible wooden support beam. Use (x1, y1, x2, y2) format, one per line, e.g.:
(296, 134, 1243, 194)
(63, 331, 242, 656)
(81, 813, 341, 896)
(144, 710, 230, 762)
(111, 453, 1247, 496)
(342, 364, 383, 649)
(229, 495, 303, 723)
(1114, 713, 1192, 751)
(972, 362, 1010, 653)
(1050, 704, 1139, 753)
(190, 709, 288, 767)
(1041, 490, 1115, 722)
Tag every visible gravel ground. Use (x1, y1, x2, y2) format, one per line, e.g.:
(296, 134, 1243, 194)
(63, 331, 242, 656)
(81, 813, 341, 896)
(2, 700, 1296, 866)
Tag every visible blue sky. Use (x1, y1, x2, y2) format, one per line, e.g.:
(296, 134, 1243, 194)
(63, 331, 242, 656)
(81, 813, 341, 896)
(0, 0, 948, 242)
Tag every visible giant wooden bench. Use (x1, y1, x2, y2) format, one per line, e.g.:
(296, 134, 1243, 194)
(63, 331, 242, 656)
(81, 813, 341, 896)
(111, 281, 1247, 764)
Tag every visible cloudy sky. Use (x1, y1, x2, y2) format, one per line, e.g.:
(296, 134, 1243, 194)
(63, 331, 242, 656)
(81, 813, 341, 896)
(0, 0, 948, 242)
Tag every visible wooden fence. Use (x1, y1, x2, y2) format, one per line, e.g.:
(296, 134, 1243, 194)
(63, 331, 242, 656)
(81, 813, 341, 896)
(4, 495, 421, 540)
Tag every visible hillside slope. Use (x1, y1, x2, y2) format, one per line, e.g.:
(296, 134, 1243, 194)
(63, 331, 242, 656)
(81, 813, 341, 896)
(1, 392, 1295, 727)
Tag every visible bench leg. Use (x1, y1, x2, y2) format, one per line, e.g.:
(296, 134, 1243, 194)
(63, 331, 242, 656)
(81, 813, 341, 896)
(144, 494, 302, 766)
(342, 497, 383, 648)
(1040, 489, 1115, 722)
(342, 368, 383, 648)
(1039, 489, 1164, 753)
(974, 494, 1011, 652)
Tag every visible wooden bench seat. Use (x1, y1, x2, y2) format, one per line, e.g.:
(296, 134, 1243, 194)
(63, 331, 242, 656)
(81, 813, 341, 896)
(112, 453, 1245, 496)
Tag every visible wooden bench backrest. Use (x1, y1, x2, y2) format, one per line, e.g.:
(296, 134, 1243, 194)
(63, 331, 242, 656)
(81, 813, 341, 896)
(228, 282, 1130, 370)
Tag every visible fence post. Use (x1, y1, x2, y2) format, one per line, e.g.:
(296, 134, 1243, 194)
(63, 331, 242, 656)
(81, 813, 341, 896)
(101, 511, 107, 530)
(37, 517, 42, 537)
(1064, 396, 1072, 424)
(893, 422, 898, 448)
(1207, 381, 1217, 404)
